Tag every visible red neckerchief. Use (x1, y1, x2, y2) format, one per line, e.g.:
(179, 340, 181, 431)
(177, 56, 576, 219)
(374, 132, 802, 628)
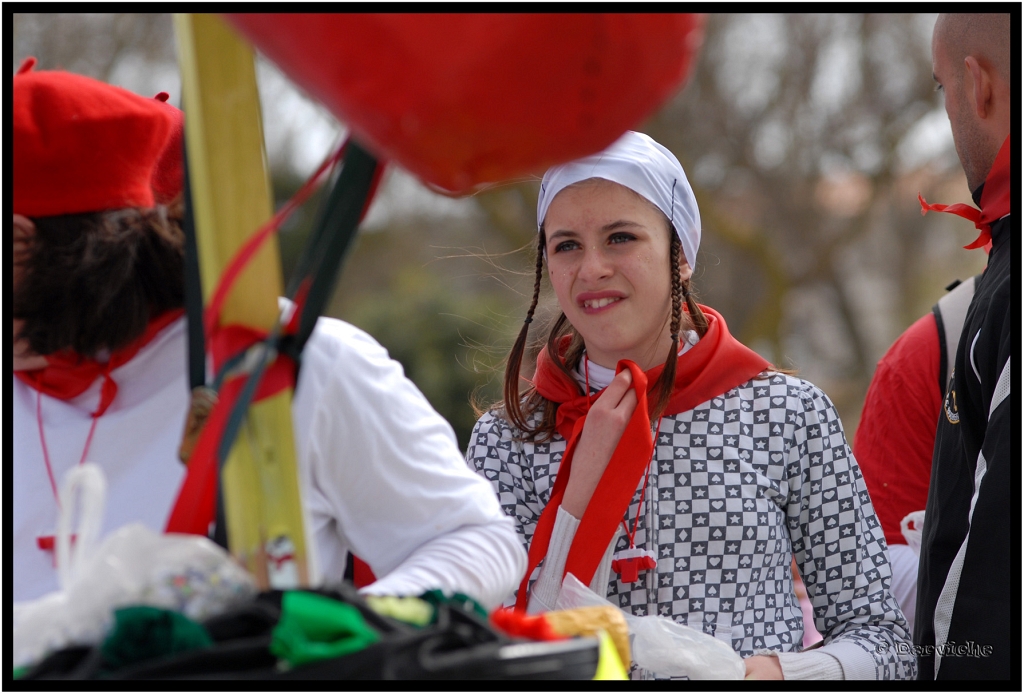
(17, 307, 185, 557)
(15, 309, 185, 417)
(515, 305, 769, 610)
(919, 135, 1010, 251)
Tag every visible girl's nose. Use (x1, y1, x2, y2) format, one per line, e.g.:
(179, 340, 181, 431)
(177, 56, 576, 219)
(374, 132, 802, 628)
(577, 246, 613, 282)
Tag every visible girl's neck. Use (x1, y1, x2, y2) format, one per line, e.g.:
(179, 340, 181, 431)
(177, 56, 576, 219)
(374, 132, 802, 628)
(584, 326, 682, 372)
(575, 330, 698, 392)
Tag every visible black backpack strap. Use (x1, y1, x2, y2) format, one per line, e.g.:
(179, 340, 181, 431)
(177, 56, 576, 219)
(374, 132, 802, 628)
(179, 113, 230, 548)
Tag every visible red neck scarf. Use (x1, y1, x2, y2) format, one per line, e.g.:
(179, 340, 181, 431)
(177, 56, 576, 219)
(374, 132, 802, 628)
(14, 309, 184, 417)
(919, 134, 1010, 251)
(516, 305, 769, 610)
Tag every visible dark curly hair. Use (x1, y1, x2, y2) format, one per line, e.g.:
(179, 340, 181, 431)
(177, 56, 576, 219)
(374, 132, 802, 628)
(13, 200, 185, 359)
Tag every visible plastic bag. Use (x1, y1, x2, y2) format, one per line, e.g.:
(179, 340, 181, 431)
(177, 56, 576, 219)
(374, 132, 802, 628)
(900, 510, 926, 556)
(555, 572, 745, 680)
(629, 614, 746, 680)
(13, 464, 256, 669)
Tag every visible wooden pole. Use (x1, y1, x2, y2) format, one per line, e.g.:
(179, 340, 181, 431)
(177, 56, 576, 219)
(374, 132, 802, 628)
(174, 13, 309, 589)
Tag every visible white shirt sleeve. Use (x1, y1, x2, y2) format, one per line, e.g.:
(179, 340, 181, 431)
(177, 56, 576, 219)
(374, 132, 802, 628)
(884, 543, 918, 636)
(293, 318, 526, 610)
(527, 505, 615, 614)
(773, 649, 845, 679)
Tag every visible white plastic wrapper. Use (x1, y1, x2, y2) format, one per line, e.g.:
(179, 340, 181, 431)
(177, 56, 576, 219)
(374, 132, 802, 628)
(629, 613, 746, 680)
(900, 510, 926, 556)
(13, 464, 256, 670)
(555, 572, 745, 680)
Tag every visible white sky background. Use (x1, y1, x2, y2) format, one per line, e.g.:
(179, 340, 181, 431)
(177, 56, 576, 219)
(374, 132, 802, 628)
(719, 13, 954, 176)
(94, 13, 956, 230)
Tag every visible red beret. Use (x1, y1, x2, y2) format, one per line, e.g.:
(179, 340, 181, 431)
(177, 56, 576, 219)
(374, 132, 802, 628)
(151, 91, 185, 205)
(14, 66, 174, 217)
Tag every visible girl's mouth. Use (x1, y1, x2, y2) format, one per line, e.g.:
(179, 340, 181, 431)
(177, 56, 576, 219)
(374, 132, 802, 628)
(578, 294, 624, 314)
(582, 297, 621, 309)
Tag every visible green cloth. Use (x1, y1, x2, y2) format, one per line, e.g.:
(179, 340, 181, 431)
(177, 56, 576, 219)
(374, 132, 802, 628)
(12, 666, 29, 680)
(271, 591, 380, 668)
(100, 606, 213, 670)
(418, 589, 488, 621)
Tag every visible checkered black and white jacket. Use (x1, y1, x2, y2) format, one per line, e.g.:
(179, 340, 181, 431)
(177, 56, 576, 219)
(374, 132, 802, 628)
(468, 372, 916, 679)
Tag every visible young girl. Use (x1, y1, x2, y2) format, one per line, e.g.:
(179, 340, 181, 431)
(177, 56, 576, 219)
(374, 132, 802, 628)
(468, 132, 915, 680)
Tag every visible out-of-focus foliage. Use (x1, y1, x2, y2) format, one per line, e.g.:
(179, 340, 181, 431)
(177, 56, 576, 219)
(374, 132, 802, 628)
(13, 12, 987, 449)
(338, 265, 505, 447)
(328, 209, 526, 448)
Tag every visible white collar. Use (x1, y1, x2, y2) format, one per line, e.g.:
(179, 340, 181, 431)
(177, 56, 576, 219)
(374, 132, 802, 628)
(573, 330, 698, 393)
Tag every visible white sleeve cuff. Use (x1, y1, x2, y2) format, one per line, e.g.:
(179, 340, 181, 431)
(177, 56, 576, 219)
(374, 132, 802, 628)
(526, 506, 618, 614)
(358, 518, 526, 611)
(773, 649, 845, 680)
(589, 536, 615, 596)
(817, 640, 882, 680)
(527, 505, 580, 614)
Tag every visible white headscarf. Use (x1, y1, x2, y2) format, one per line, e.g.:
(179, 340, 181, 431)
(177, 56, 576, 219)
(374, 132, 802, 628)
(536, 131, 700, 270)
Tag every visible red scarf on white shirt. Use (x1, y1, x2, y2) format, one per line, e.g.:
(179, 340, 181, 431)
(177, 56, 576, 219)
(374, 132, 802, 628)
(516, 305, 769, 610)
(14, 309, 184, 416)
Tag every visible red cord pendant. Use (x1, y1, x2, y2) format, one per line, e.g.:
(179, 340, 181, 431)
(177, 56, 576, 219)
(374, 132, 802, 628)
(611, 547, 657, 583)
(37, 533, 77, 567)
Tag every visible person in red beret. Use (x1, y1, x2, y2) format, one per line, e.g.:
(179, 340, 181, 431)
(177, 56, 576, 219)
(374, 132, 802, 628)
(13, 59, 196, 602)
(13, 60, 525, 610)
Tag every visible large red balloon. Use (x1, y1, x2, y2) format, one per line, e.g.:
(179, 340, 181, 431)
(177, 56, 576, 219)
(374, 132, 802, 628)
(225, 14, 703, 193)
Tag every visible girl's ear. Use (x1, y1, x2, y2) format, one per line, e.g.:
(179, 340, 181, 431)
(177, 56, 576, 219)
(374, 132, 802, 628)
(679, 259, 693, 284)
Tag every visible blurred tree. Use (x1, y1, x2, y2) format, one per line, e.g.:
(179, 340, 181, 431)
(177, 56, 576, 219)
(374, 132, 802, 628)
(13, 13, 176, 86)
(640, 13, 986, 428)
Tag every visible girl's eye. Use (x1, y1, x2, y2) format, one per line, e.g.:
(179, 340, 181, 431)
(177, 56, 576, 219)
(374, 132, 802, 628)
(934, 83, 943, 93)
(552, 240, 580, 253)
(608, 232, 636, 245)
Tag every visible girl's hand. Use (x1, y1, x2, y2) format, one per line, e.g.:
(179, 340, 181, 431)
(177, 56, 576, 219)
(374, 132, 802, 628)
(562, 368, 638, 518)
(744, 655, 784, 680)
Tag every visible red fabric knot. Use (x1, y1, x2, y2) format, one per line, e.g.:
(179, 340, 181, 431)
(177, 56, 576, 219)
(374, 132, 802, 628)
(918, 134, 1010, 251)
(164, 324, 296, 537)
(166, 137, 387, 537)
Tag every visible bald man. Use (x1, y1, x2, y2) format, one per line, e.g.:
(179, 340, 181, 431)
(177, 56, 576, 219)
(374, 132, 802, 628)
(914, 13, 1011, 681)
